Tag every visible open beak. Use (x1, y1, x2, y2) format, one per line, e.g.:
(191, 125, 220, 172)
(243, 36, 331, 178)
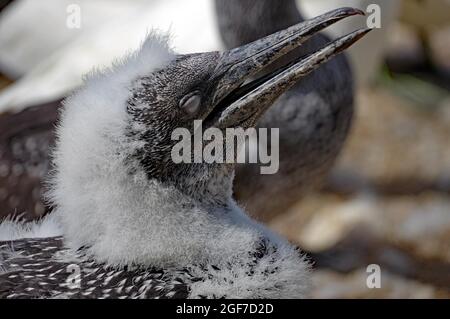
(206, 7, 370, 128)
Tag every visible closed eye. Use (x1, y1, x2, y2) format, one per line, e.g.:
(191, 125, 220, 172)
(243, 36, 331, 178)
(179, 92, 202, 115)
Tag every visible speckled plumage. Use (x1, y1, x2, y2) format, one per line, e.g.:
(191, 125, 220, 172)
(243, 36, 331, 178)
(0, 237, 286, 299)
(0, 236, 190, 299)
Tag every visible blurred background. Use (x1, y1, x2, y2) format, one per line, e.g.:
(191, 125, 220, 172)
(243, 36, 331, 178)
(0, 0, 449, 298)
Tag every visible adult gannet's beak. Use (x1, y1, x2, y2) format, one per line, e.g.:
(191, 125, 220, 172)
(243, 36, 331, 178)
(205, 7, 370, 128)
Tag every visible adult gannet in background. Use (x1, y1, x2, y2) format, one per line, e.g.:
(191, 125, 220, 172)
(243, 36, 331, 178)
(0, 9, 369, 298)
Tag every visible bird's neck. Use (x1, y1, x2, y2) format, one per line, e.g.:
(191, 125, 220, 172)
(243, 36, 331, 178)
(162, 163, 236, 209)
(56, 153, 259, 268)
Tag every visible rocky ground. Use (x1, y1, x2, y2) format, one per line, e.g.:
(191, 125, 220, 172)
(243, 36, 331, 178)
(270, 86, 450, 298)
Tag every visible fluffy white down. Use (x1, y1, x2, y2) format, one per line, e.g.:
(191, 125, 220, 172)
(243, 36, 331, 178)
(187, 242, 310, 298)
(0, 214, 62, 241)
(1, 34, 310, 298)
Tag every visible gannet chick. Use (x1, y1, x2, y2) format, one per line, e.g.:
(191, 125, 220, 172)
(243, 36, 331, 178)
(0, 8, 369, 299)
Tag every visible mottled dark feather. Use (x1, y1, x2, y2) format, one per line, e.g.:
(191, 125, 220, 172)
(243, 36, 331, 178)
(0, 237, 278, 299)
(0, 237, 191, 299)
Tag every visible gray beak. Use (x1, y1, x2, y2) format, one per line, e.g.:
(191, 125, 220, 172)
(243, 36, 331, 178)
(206, 7, 370, 128)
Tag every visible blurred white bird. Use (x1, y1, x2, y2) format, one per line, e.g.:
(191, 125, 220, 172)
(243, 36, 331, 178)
(0, 0, 222, 113)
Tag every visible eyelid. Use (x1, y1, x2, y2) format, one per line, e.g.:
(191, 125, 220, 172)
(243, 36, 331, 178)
(179, 92, 202, 114)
